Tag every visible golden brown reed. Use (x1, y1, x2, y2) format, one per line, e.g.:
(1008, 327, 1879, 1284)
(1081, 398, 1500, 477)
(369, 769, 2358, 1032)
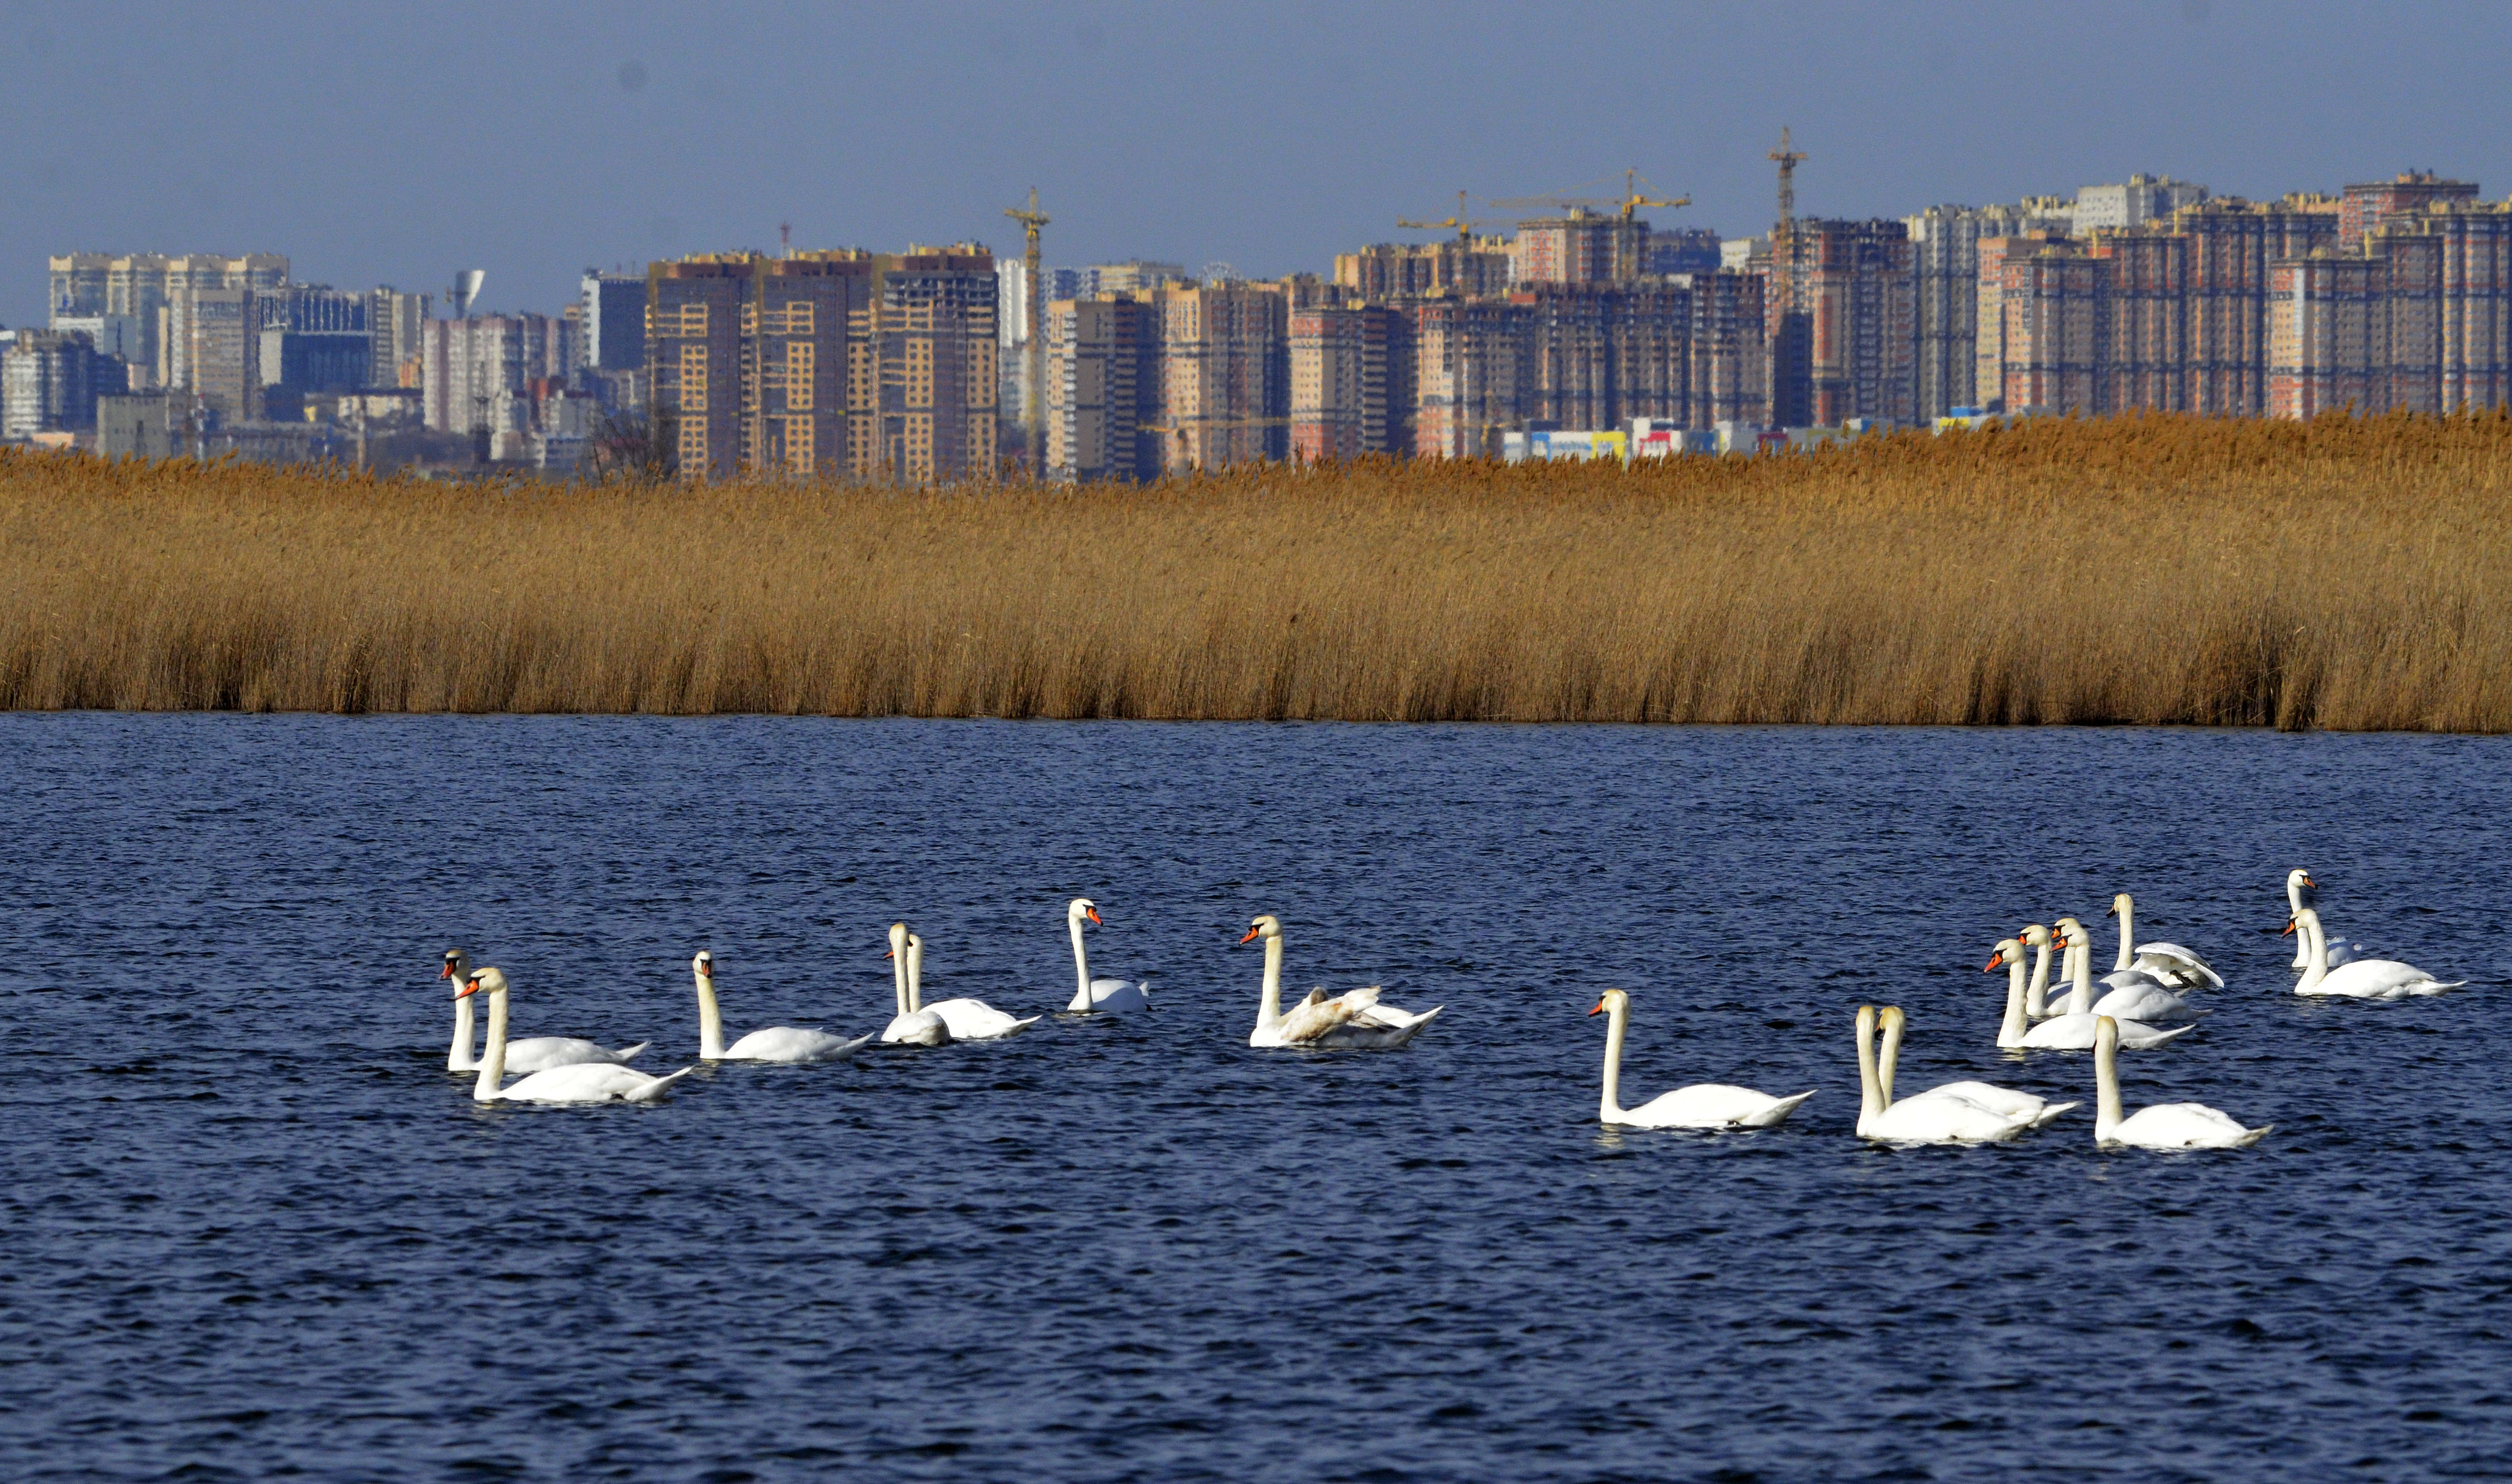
(3, 411, 2509, 729)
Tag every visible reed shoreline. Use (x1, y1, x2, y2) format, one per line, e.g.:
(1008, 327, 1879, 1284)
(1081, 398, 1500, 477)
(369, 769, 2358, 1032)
(3, 412, 2507, 731)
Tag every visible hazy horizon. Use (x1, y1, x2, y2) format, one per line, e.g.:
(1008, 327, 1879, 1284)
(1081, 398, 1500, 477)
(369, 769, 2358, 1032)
(4, 0, 2506, 324)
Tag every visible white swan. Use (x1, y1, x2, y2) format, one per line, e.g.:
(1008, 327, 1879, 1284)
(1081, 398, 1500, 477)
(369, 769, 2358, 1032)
(2286, 870, 2361, 967)
(1854, 1006, 2038, 1143)
(1991, 939, 2191, 1051)
(2108, 893, 2223, 990)
(1588, 989, 1813, 1128)
(1240, 915, 1442, 1049)
(442, 948, 479, 1070)
(441, 951, 652, 1074)
(2059, 919, 2201, 1022)
(2092, 1015, 2270, 1149)
(2289, 906, 2463, 999)
(2017, 923, 2063, 1020)
(1877, 1006, 2074, 1129)
(879, 922, 951, 1045)
(1063, 898, 1150, 1013)
(691, 951, 869, 1063)
(460, 968, 694, 1104)
(907, 931, 1038, 1041)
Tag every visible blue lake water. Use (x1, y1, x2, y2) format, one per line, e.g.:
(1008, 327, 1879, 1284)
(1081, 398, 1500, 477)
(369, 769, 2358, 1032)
(3, 716, 2507, 1482)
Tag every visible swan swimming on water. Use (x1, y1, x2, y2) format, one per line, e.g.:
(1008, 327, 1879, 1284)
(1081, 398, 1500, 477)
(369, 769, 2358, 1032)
(2287, 907, 2462, 999)
(2107, 893, 2222, 990)
(2285, 870, 2362, 967)
(1063, 898, 1150, 1013)
(690, 951, 870, 1063)
(1587, 989, 1812, 1129)
(1852, 1006, 2045, 1144)
(2091, 1015, 2270, 1150)
(1990, 938, 2190, 1051)
(2056, 919, 2201, 1022)
(459, 968, 694, 1104)
(904, 929, 1038, 1040)
(1874, 1005, 2073, 1132)
(1239, 915, 1441, 1049)
(441, 948, 651, 1075)
(879, 922, 950, 1045)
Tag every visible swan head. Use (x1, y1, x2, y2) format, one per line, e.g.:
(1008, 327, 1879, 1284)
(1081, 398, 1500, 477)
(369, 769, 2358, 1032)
(1070, 897, 1103, 926)
(456, 966, 508, 999)
(1239, 914, 1281, 945)
(1856, 1003, 1877, 1042)
(2107, 893, 2133, 918)
(2282, 906, 2318, 937)
(692, 950, 713, 980)
(1878, 1005, 1906, 1034)
(884, 921, 908, 959)
(1985, 938, 2021, 971)
(440, 948, 470, 982)
(2289, 867, 2317, 892)
(2020, 922, 2053, 948)
(2095, 1014, 2120, 1050)
(2054, 916, 2089, 945)
(1588, 988, 1629, 1017)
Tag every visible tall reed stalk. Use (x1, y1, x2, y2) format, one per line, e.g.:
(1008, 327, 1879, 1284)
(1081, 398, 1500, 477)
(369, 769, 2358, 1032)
(3, 411, 2507, 729)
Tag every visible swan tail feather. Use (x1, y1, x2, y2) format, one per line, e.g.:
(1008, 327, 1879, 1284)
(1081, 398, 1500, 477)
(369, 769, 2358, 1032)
(2236, 1124, 2274, 1147)
(2029, 1101, 2081, 1128)
(1744, 1091, 1816, 1127)
(613, 1042, 652, 1063)
(626, 1066, 695, 1103)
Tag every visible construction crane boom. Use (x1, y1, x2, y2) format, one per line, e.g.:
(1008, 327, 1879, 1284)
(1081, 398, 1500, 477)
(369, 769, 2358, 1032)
(1490, 169, 1688, 222)
(1768, 128, 1809, 227)
(1396, 189, 1503, 246)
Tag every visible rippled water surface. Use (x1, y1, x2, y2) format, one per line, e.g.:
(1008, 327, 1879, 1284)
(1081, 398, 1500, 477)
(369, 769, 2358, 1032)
(4, 716, 2508, 1482)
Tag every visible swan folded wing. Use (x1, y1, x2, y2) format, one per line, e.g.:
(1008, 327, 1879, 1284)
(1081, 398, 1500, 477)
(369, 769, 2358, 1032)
(2132, 943, 2222, 988)
(2020, 1014, 2189, 1050)
(724, 1026, 869, 1062)
(502, 1036, 646, 1075)
(1275, 988, 1366, 1043)
(1628, 1085, 1811, 1129)
(2111, 1102, 2268, 1149)
(497, 1063, 684, 1104)
(2309, 960, 2461, 998)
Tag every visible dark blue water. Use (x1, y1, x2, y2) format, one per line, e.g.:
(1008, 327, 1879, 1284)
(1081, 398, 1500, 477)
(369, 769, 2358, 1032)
(4, 717, 2506, 1482)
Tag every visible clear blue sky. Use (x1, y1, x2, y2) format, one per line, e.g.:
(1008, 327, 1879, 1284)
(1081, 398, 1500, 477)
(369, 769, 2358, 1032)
(4, 0, 2505, 324)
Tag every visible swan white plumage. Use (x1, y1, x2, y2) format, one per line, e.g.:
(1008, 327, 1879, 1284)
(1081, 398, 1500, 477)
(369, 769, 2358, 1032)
(1587, 989, 1813, 1128)
(1990, 939, 2191, 1051)
(440, 948, 653, 1075)
(879, 922, 951, 1045)
(1239, 915, 1442, 1049)
(1876, 1006, 2074, 1131)
(1854, 1006, 2039, 1143)
(2059, 919, 2201, 1022)
(2288, 907, 2463, 999)
(2093, 1015, 2270, 1149)
(2108, 893, 2223, 990)
(2018, 923, 2063, 1021)
(459, 968, 694, 1104)
(1063, 898, 1150, 1013)
(691, 951, 870, 1063)
(907, 931, 1038, 1040)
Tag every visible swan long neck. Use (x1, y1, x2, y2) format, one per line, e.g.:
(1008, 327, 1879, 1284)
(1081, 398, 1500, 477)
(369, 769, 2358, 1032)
(1068, 912, 1093, 1012)
(1598, 999, 1627, 1122)
(472, 989, 507, 1102)
(2113, 901, 2135, 973)
(2066, 938, 2093, 1013)
(1877, 1012, 1902, 1105)
(1257, 935, 1284, 1032)
(448, 990, 476, 1072)
(2289, 878, 2310, 967)
(1855, 1009, 1885, 1128)
(2025, 939, 2052, 1018)
(907, 937, 925, 1013)
(2297, 908, 2329, 990)
(2094, 1023, 2123, 1139)
(890, 927, 908, 1018)
(696, 969, 725, 1059)
(1998, 954, 2028, 1046)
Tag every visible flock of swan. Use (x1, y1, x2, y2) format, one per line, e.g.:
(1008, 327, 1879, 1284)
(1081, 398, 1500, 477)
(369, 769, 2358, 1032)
(433, 873, 2463, 1152)
(1596, 871, 2463, 1149)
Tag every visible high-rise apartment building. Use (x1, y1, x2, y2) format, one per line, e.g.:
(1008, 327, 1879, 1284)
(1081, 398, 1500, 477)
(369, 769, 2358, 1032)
(1289, 302, 1410, 463)
(1766, 218, 1917, 427)
(423, 313, 574, 452)
(48, 252, 287, 391)
(368, 288, 430, 390)
(1687, 270, 1770, 428)
(1333, 239, 1513, 300)
(2178, 198, 2339, 415)
(2071, 175, 2209, 233)
(1048, 295, 1158, 482)
(645, 246, 993, 483)
(1412, 299, 1523, 459)
(1908, 203, 2072, 417)
(2267, 201, 2512, 418)
(2, 330, 105, 437)
(1150, 281, 1287, 473)
(2338, 172, 2479, 250)
(1511, 210, 1652, 286)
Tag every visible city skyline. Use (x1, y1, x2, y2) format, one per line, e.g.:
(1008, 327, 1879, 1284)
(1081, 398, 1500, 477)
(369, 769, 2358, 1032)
(4, 1, 2510, 328)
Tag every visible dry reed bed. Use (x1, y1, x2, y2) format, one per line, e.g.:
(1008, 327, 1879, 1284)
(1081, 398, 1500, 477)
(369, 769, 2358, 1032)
(1, 412, 2508, 729)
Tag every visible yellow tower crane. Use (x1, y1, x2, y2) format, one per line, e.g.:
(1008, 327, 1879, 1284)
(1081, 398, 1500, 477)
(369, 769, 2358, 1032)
(1002, 186, 1050, 479)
